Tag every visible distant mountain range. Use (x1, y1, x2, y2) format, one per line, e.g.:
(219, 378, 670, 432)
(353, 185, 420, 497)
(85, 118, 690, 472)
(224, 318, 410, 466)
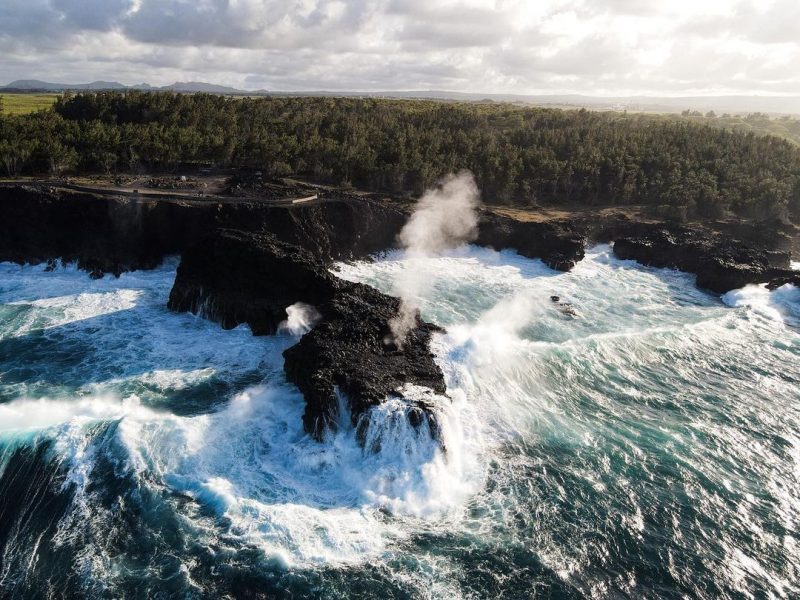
(3, 79, 799, 115)
(3, 79, 243, 94)
(5, 79, 129, 91)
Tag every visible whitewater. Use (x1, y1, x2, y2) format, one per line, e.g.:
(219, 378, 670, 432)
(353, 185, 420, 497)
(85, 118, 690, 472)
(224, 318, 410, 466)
(0, 246, 798, 598)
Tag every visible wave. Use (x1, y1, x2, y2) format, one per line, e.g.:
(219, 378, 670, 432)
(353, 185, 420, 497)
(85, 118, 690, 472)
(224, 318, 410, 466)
(2, 247, 799, 597)
(722, 282, 800, 327)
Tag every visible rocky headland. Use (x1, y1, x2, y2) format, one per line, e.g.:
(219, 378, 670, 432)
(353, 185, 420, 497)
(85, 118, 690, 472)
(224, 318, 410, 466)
(1, 180, 797, 442)
(168, 227, 445, 440)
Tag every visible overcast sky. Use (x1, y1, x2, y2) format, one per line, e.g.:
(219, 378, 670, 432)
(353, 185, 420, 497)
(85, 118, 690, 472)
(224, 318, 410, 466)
(1, 0, 798, 95)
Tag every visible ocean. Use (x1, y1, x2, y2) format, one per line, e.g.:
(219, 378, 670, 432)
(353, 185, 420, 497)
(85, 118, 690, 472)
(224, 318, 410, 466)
(1, 245, 798, 598)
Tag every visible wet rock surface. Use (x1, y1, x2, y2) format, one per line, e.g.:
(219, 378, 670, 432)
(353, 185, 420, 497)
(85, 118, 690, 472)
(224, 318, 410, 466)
(609, 221, 796, 293)
(168, 227, 446, 441)
(766, 272, 800, 290)
(283, 281, 446, 440)
(477, 211, 586, 271)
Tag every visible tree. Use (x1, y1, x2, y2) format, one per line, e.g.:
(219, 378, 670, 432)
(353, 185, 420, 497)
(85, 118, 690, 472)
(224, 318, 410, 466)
(0, 91, 797, 220)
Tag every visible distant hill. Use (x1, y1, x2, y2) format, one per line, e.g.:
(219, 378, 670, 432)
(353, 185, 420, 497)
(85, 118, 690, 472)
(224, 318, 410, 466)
(5, 79, 127, 91)
(161, 81, 242, 94)
(290, 91, 800, 116)
(2, 80, 239, 94)
(2, 79, 799, 115)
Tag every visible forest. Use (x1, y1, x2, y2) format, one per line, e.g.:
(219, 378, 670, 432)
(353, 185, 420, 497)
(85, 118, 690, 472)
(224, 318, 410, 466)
(1, 92, 799, 220)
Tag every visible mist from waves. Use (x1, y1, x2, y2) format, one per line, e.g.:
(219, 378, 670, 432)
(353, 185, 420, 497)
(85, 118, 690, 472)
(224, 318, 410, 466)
(0, 246, 799, 598)
(388, 170, 480, 347)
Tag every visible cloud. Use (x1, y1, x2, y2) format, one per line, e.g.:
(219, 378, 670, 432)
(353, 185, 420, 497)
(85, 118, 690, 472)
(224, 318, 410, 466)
(51, 0, 133, 31)
(0, 0, 798, 95)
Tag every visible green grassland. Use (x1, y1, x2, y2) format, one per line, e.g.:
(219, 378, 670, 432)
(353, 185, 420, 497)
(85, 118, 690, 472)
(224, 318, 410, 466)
(0, 93, 60, 115)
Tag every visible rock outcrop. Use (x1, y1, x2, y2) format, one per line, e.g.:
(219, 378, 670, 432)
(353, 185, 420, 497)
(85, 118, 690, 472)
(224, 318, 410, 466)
(0, 184, 405, 276)
(168, 228, 446, 441)
(167, 229, 339, 335)
(610, 222, 795, 293)
(766, 273, 800, 290)
(477, 211, 586, 270)
(283, 280, 445, 439)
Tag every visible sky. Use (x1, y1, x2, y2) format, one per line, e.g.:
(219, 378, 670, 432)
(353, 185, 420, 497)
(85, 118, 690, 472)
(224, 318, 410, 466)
(1, 0, 798, 96)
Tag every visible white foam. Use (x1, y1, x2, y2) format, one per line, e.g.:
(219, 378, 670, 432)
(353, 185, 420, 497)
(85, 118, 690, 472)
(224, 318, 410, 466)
(113, 383, 479, 566)
(722, 283, 800, 326)
(3, 246, 799, 593)
(0, 395, 160, 433)
(9, 289, 141, 330)
(0, 259, 276, 404)
(278, 302, 321, 336)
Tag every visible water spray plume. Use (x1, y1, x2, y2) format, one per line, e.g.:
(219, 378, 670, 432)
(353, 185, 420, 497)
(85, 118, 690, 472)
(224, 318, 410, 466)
(388, 171, 481, 347)
(278, 302, 321, 336)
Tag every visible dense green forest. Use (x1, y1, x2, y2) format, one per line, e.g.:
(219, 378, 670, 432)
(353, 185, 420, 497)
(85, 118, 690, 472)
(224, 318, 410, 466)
(1, 92, 799, 220)
(676, 110, 800, 147)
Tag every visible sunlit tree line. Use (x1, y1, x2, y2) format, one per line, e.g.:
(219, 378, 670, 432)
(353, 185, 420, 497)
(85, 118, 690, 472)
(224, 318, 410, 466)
(1, 92, 798, 220)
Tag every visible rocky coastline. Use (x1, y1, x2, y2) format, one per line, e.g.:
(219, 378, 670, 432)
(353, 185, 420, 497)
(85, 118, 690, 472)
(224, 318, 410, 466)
(589, 216, 797, 293)
(1, 182, 797, 442)
(167, 227, 446, 441)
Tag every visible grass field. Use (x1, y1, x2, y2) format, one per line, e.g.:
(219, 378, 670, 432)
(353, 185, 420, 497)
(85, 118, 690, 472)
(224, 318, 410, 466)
(1, 93, 59, 115)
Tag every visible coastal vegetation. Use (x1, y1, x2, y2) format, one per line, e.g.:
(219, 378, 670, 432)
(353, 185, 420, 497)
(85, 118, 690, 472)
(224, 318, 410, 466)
(676, 110, 800, 147)
(1, 92, 799, 220)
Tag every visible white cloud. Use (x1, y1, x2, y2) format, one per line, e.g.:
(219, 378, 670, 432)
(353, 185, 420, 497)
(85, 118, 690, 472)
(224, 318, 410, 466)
(0, 0, 797, 95)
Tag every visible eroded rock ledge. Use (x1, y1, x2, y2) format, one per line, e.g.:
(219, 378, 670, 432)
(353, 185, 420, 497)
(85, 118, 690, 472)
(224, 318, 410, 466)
(0, 184, 406, 276)
(477, 211, 587, 271)
(3, 183, 797, 296)
(168, 228, 446, 441)
(604, 220, 797, 293)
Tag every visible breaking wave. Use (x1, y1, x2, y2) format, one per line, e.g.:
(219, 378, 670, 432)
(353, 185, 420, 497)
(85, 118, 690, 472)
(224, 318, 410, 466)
(1, 247, 798, 598)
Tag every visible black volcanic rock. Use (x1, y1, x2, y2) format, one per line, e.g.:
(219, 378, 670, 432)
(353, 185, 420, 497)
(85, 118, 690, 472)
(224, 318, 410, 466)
(167, 227, 446, 441)
(477, 211, 586, 270)
(283, 281, 445, 440)
(0, 185, 206, 276)
(766, 273, 800, 290)
(245, 192, 406, 262)
(0, 184, 405, 277)
(167, 229, 338, 335)
(611, 222, 793, 293)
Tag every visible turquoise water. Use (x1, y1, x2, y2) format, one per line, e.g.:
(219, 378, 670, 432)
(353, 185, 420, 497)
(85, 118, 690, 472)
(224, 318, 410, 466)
(0, 246, 798, 598)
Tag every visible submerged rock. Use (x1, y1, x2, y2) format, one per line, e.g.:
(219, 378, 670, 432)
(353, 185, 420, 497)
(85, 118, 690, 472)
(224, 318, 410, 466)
(168, 228, 447, 442)
(550, 295, 578, 318)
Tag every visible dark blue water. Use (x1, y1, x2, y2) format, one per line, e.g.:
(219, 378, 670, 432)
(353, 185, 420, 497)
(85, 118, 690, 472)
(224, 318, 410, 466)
(1, 247, 798, 598)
